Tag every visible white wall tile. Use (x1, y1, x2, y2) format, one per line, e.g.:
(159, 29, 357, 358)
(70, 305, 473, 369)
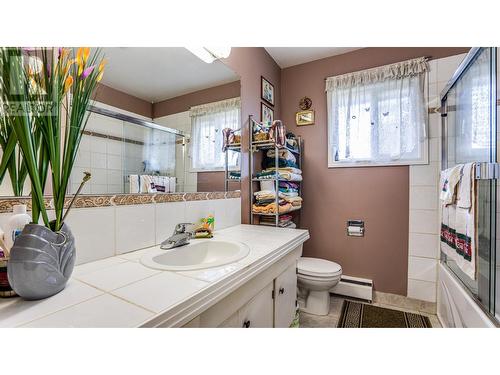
(409, 232, 439, 259)
(215, 198, 241, 230)
(91, 152, 107, 169)
(407, 279, 436, 302)
(184, 200, 217, 226)
(428, 113, 441, 139)
(410, 162, 439, 187)
(410, 186, 438, 210)
(408, 256, 437, 282)
(409, 209, 438, 234)
(437, 54, 467, 83)
(115, 204, 156, 254)
(65, 206, 116, 265)
(155, 201, 186, 245)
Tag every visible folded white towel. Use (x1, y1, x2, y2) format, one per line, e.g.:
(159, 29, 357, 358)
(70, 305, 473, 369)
(260, 180, 275, 191)
(440, 165, 463, 205)
(129, 175, 139, 193)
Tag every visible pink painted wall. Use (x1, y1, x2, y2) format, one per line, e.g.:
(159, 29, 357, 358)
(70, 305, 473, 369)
(153, 81, 240, 118)
(222, 48, 282, 223)
(280, 47, 470, 295)
(94, 83, 153, 118)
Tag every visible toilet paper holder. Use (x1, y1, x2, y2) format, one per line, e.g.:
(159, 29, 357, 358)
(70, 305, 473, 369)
(347, 220, 364, 237)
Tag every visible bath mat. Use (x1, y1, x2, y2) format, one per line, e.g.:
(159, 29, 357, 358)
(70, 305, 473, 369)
(337, 300, 432, 328)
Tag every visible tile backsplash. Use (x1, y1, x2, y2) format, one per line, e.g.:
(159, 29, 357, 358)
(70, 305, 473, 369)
(0, 197, 241, 266)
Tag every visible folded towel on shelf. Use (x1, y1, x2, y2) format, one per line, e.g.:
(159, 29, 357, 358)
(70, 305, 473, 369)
(129, 174, 140, 193)
(269, 167, 302, 175)
(260, 180, 275, 191)
(255, 170, 303, 182)
(252, 202, 292, 214)
(279, 181, 299, 190)
(440, 163, 477, 280)
(283, 196, 303, 206)
(262, 157, 299, 170)
(228, 171, 241, 180)
(266, 149, 296, 163)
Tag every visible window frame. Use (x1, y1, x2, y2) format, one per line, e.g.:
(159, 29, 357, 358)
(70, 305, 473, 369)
(327, 73, 429, 168)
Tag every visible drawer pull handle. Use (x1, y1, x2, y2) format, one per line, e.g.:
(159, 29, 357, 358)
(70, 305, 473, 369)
(279, 287, 285, 294)
(243, 320, 251, 328)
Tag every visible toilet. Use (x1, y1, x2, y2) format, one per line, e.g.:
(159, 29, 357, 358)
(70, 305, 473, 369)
(297, 257, 342, 316)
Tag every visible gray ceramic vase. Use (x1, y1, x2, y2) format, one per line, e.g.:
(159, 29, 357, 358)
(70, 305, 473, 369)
(7, 223, 76, 300)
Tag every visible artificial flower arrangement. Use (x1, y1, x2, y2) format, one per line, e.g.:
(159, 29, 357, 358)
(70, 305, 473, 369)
(0, 47, 106, 299)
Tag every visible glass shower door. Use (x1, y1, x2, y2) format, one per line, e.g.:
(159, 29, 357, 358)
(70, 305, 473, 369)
(441, 47, 497, 319)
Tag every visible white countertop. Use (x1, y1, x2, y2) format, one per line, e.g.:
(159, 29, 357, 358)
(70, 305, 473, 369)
(0, 225, 309, 327)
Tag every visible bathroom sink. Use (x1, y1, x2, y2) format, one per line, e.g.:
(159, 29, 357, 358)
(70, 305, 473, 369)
(140, 240, 250, 271)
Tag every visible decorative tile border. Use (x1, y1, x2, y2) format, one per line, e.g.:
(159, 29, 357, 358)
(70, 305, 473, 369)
(0, 191, 241, 213)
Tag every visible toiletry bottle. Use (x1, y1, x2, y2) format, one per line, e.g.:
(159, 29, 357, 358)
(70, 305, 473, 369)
(4, 204, 31, 250)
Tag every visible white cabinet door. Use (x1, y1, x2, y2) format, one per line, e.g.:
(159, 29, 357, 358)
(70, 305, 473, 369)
(217, 312, 240, 328)
(274, 263, 298, 328)
(238, 282, 274, 328)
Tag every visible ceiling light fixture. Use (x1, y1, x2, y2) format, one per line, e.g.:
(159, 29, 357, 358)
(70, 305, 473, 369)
(186, 47, 231, 63)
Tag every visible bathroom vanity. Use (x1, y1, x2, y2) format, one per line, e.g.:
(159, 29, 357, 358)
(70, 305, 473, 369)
(0, 225, 309, 328)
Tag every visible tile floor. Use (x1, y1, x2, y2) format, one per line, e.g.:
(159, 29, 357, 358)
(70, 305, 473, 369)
(299, 295, 442, 328)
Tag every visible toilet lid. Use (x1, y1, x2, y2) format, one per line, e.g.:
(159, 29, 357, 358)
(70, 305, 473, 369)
(297, 257, 342, 278)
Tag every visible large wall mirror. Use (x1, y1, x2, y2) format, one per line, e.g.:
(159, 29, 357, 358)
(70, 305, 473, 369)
(0, 47, 241, 197)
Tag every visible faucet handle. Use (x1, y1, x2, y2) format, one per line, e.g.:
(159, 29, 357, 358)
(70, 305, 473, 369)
(174, 222, 195, 234)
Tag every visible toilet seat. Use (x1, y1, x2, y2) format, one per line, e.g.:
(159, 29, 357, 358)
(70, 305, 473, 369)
(297, 257, 342, 278)
(297, 272, 341, 282)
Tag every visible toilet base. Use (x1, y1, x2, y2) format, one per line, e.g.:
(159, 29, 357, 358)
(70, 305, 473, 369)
(299, 290, 331, 316)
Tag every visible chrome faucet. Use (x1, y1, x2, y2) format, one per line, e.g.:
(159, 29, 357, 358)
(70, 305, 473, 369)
(160, 223, 194, 249)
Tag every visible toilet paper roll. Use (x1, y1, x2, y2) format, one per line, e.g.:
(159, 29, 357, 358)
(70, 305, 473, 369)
(347, 226, 363, 235)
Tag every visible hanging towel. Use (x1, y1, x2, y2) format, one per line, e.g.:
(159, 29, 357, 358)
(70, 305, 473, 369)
(140, 175, 157, 193)
(440, 163, 477, 280)
(457, 163, 474, 209)
(221, 128, 236, 152)
(439, 165, 463, 205)
(129, 175, 140, 193)
(169, 177, 176, 193)
(268, 120, 286, 148)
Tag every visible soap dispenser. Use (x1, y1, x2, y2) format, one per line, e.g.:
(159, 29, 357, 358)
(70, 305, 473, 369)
(4, 204, 31, 250)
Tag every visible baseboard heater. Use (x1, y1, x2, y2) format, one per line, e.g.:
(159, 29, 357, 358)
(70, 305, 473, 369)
(330, 275, 373, 302)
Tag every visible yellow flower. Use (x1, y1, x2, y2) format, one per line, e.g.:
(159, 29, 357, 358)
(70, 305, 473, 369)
(98, 58, 107, 72)
(64, 59, 75, 76)
(76, 47, 85, 75)
(96, 59, 107, 82)
(64, 75, 73, 93)
(83, 47, 90, 64)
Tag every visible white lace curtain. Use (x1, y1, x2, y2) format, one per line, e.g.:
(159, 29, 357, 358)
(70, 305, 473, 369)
(190, 97, 240, 170)
(326, 57, 428, 166)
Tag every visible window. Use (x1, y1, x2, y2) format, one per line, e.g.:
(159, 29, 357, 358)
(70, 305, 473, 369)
(327, 57, 428, 167)
(190, 97, 240, 171)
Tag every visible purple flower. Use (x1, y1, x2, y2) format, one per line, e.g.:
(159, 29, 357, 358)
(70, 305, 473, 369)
(80, 65, 95, 79)
(58, 47, 62, 59)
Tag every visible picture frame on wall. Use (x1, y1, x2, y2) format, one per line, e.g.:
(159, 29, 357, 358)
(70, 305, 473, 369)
(261, 102, 274, 125)
(261, 76, 275, 106)
(295, 110, 315, 126)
